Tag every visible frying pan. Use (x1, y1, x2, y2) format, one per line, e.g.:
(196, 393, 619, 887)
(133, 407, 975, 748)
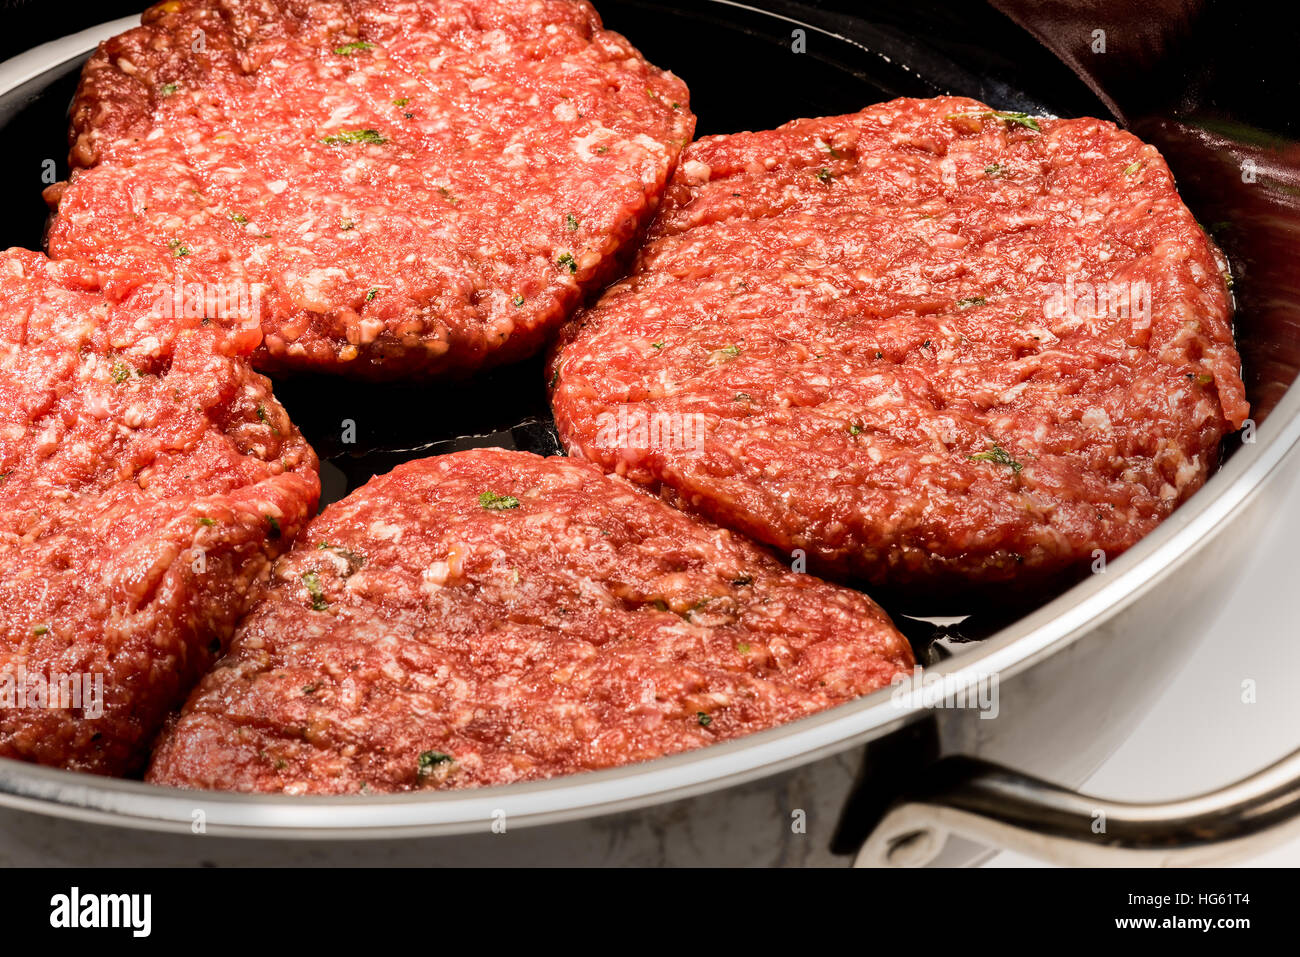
(0, 0, 1297, 867)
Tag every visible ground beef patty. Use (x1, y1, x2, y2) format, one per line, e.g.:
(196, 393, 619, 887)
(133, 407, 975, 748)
(146, 448, 912, 793)
(45, 0, 693, 379)
(549, 97, 1250, 595)
(0, 250, 319, 775)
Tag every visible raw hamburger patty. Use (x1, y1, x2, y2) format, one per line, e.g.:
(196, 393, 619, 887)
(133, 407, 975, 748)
(0, 249, 319, 775)
(549, 97, 1250, 593)
(146, 448, 912, 793)
(44, 0, 694, 378)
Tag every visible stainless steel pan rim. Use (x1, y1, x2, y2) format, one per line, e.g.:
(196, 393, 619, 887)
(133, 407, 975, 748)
(0, 15, 1295, 841)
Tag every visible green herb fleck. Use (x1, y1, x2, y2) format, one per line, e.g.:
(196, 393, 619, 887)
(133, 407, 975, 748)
(110, 360, 132, 384)
(197, 516, 217, 527)
(159, 82, 180, 96)
(267, 515, 281, 539)
(393, 97, 410, 106)
(716, 344, 741, 359)
(732, 575, 753, 587)
(511, 294, 525, 307)
(815, 167, 834, 183)
(333, 41, 375, 55)
(417, 750, 453, 777)
(321, 128, 386, 146)
(255, 403, 281, 435)
(365, 287, 378, 302)
(985, 162, 1006, 177)
(302, 682, 321, 694)
(478, 491, 520, 510)
(230, 212, 248, 224)
(734, 393, 752, 402)
(946, 109, 1042, 133)
(1123, 160, 1144, 176)
(957, 296, 987, 309)
(968, 443, 1024, 474)
(651, 341, 665, 350)
(736, 642, 751, 654)
(302, 571, 329, 611)
(594, 145, 609, 154)
(697, 712, 712, 727)
(33, 624, 49, 636)
(556, 252, 577, 274)
(566, 213, 580, 231)
(1194, 372, 1215, 385)
(848, 422, 863, 436)
(166, 239, 190, 258)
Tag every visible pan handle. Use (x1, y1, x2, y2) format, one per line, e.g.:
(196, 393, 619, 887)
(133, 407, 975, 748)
(855, 748, 1300, 867)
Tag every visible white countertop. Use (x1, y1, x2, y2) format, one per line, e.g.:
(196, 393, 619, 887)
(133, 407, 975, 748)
(989, 462, 1300, 867)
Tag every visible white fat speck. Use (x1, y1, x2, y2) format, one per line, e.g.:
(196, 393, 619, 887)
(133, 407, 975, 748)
(291, 267, 347, 311)
(1081, 407, 1112, 431)
(572, 126, 614, 158)
(422, 561, 451, 590)
(998, 382, 1029, 403)
(130, 335, 162, 357)
(369, 520, 403, 541)
(324, 103, 357, 125)
(123, 403, 148, 428)
(83, 391, 113, 420)
(319, 550, 350, 575)
(34, 424, 60, 455)
(681, 160, 711, 183)
(267, 180, 288, 194)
